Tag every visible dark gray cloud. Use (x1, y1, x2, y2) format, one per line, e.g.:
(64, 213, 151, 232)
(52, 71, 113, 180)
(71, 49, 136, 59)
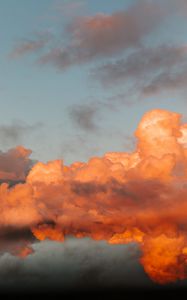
(93, 46, 187, 84)
(69, 103, 99, 132)
(93, 45, 187, 96)
(142, 68, 187, 96)
(67, 45, 187, 131)
(0, 121, 42, 145)
(0, 238, 152, 293)
(0, 120, 43, 147)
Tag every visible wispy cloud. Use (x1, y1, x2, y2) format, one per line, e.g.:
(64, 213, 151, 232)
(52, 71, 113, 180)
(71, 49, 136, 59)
(92, 45, 187, 96)
(10, 1, 164, 69)
(69, 103, 99, 132)
(0, 121, 43, 145)
(38, 1, 163, 69)
(9, 32, 53, 59)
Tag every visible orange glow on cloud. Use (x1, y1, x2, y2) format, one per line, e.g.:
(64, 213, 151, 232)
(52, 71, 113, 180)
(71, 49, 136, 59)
(2, 108, 187, 285)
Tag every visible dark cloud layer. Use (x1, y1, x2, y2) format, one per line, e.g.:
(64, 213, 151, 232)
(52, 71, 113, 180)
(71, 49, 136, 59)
(0, 238, 150, 293)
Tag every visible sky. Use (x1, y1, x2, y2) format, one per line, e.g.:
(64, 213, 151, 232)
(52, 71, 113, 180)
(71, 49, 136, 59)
(1, 0, 187, 164)
(2, 0, 187, 295)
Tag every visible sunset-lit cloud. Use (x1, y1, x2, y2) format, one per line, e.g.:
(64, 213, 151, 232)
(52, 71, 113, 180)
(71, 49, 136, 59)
(4, 0, 187, 292)
(1, 109, 187, 284)
(11, 1, 164, 68)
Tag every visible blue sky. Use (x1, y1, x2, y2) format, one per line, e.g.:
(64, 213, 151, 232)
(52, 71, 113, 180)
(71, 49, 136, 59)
(1, 0, 187, 163)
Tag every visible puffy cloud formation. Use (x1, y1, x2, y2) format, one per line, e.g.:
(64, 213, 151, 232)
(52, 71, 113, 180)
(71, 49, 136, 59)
(2, 109, 187, 285)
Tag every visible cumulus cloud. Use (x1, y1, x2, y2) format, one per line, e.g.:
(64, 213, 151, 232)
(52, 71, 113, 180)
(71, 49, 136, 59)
(1, 109, 187, 285)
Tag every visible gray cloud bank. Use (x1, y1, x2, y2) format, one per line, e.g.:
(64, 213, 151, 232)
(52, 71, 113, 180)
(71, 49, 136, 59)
(0, 238, 152, 293)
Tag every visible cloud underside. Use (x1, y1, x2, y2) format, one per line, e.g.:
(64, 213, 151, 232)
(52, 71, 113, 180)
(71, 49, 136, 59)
(0, 239, 146, 292)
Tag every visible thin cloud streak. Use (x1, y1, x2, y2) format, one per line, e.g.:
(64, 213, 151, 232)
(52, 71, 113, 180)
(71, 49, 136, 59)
(92, 45, 187, 97)
(0, 121, 43, 145)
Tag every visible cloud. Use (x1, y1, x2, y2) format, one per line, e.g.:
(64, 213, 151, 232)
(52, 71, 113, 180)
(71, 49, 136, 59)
(9, 32, 53, 59)
(40, 0, 162, 68)
(0, 239, 149, 293)
(142, 68, 187, 95)
(0, 146, 34, 183)
(0, 121, 42, 146)
(69, 103, 99, 132)
(92, 45, 187, 97)
(93, 45, 187, 84)
(1, 109, 187, 285)
(11, 1, 164, 69)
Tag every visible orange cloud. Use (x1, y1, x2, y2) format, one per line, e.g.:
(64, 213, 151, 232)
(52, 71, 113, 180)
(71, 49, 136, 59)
(1, 109, 187, 285)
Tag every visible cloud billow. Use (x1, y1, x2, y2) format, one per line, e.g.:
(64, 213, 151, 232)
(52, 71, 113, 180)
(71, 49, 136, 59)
(1, 109, 187, 285)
